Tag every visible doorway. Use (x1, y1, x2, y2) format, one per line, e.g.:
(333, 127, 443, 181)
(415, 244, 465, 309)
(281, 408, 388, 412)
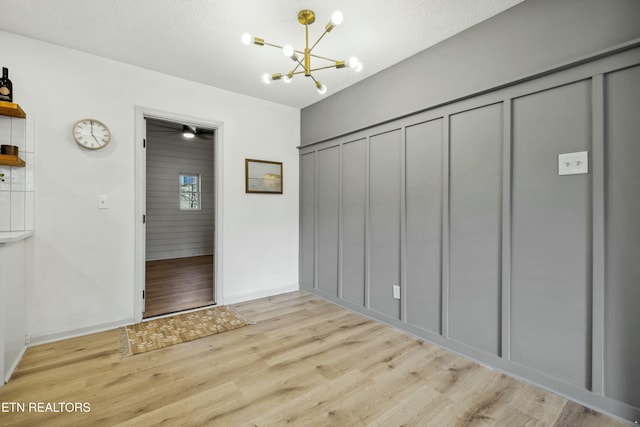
(142, 116, 217, 318)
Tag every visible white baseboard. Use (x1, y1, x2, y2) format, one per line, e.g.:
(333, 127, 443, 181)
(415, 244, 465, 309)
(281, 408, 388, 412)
(25, 285, 300, 346)
(26, 285, 300, 346)
(4, 345, 27, 384)
(27, 318, 134, 347)
(221, 283, 299, 305)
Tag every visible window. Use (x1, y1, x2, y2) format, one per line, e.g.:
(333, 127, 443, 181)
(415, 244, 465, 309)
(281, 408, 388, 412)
(179, 173, 201, 210)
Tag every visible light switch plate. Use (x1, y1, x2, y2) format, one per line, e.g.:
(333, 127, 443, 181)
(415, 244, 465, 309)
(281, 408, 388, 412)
(98, 195, 109, 209)
(558, 151, 588, 175)
(392, 285, 400, 300)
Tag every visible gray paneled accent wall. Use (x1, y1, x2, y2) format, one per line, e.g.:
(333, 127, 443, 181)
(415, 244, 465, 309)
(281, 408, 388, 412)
(299, 152, 316, 289)
(511, 81, 592, 389)
(317, 146, 340, 296)
(449, 104, 503, 356)
(604, 64, 640, 409)
(341, 139, 367, 306)
(369, 129, 402, 319)
(298, 46, 640, 422)
(146, 123, 214, 261)
(404, 120, 442, 333)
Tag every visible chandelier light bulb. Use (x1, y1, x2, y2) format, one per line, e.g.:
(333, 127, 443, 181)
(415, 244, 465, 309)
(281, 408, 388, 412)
(348, 56, 359, 69)
(283, 74, 292, 83)
(316, 83, 327, 95)
(331, 11, 344, 26)
(241, 33, 252, 46)
(262, 73, 272, 84)
(282, 44, 295, 58)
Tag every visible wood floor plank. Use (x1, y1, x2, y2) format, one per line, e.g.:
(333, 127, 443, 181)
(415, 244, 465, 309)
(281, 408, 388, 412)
(0, 291, 626, 426)
(144, 255, 214, 318)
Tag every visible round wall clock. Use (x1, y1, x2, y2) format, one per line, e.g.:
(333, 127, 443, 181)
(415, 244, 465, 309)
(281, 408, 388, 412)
(72, 118, 111, 150)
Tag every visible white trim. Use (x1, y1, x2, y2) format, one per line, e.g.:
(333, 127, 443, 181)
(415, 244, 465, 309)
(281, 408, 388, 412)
(220, 283, 299, 306)
(4, 345, 27, 384)
(141, 304, 218, 322)
(134, 106, 224, 323)
(27, 318, 133, 346)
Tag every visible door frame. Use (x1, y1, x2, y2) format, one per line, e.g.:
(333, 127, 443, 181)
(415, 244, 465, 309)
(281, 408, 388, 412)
(134, 106, 224, 322)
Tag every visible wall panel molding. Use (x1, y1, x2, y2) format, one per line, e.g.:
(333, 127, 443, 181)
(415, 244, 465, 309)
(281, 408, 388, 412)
(501, 99, 512, 361)
(591, 74, 605, 396)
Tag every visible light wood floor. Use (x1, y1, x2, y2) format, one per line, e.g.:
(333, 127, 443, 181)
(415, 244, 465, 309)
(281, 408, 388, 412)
(144, 255, 214, 318)
(0, 292, 625, 426)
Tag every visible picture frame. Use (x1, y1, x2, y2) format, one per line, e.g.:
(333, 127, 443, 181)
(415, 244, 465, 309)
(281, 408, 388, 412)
(245, 158, 283, 194)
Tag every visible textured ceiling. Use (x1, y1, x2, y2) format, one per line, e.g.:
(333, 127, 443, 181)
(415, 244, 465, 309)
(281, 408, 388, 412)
(0, 0, 525, 109)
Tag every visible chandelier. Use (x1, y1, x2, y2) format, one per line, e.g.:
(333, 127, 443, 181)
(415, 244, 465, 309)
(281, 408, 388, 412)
(241, 9, 363, 95)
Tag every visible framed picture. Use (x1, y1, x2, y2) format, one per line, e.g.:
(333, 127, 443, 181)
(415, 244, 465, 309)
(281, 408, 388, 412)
(245, 158, 283, 194)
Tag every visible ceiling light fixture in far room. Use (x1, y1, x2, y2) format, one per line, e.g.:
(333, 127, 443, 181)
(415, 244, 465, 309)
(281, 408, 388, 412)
(242, 9, 363, 95)
(182, 125, 195, 139)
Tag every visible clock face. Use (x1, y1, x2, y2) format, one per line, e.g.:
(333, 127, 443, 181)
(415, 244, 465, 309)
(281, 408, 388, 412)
(73, 119, 111, 150)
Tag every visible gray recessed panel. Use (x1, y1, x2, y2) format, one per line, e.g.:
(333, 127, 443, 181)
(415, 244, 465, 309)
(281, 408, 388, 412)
(369, 129, 402, 318)
(317, 147, 340, 297)
(511, 81, 592, 388)
(300, 152, 316, 290)
(405, 119, 443, 333)
(449, 103, 502, 355)
(341, 139, 367, 307)
(604, 65, 640, 407)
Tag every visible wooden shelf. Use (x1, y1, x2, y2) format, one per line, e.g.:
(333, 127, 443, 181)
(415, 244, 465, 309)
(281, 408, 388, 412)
(0, 101, 26, 119)
(0, 154, 26, 167)
(0, 102, 27, 167)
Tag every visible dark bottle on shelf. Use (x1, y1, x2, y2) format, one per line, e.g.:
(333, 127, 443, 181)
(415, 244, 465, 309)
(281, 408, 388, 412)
(0, 67, 13, 102)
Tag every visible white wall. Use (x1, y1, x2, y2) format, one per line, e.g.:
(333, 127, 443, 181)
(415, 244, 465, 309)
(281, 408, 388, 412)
(0, 31, 300, 340)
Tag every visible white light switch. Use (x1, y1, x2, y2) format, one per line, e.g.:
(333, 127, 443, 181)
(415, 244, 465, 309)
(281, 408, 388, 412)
(392, 285, 400, 300)
(558, 151, 589, 175)
(98, 195, 109, 209)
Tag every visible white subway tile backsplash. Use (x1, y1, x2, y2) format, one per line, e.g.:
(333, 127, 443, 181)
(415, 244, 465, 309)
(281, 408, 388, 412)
(10, 191, 25, 231)
(0, 117, 10, 146)
(0, 192, 11, 231)
(25, 114, 36, 153)
(0, 166, 10, 191)
(0, 113, 35, 235)
(11, 118, 26, 152)
(25, 152, 35, 191)
(10, 165, 25, 192)
(25, 191, 35, 231)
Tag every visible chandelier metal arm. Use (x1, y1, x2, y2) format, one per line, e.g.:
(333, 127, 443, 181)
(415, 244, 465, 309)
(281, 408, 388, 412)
(256, 40, 332, 62)
(308, 52, 341, 63)
(263, 41, 284, 49)
(283, 61, 345, 78)
(309, 63, 345, 73)
(260, 43, 341, 67)
(309, 29, 330, 54)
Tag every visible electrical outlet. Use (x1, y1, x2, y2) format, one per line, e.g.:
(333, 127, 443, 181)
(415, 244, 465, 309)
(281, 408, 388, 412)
(392, 285, 400, 300)
(558, 151, 588, 175)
